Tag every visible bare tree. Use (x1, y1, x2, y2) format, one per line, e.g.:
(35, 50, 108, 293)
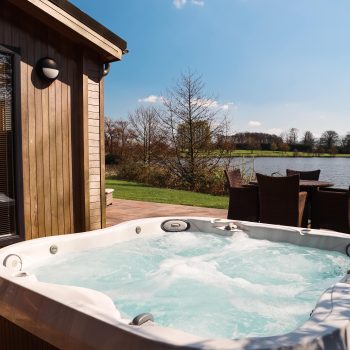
(287, 128, 299, 145)
(280, 131, 288, 144)
(128, 106, 163, 165)
(104, 117, 118, 154)
(115, 120, 134, 160)
(341, 132, 350, 153)
(318, 130, 340, 153)
(104, 117, 134, 161)
(302, 131, 315, 151)
(159, 71, 227, 190)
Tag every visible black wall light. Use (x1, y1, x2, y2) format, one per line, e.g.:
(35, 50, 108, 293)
(36, 57, 59, 82)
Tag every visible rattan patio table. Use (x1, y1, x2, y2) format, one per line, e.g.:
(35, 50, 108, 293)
(250, 179, 334, 189)
(299, 180, 334, 189)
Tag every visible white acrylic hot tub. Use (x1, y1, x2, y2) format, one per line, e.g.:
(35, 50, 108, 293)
(1, 217, 350, 350)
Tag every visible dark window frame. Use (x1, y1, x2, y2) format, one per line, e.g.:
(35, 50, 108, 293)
(0, 44, 24, 247)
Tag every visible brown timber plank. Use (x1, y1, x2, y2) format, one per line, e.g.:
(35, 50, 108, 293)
(90, 222, 101, 230)
(88, 90, 99, 99)
(88, 133, 99, 141)
(90, 208, 101, 217)
(89, 161, 100, 168)
(88, 104, 99, 113)
(68, 58, 75, 233)
(88, 125, 99, 134)
(89, 147, 100, 155)
(88, 98, 99, 106)
(55, 53, 64, 235)
(61, 55, 71, 233)
(89, 153, 100, 161)
(90, 202, 101, 210)
(89, 181, 100, 189)
(19, 23, 31, 240)
(89, 168, 100, 176)
(89, 188, 100, 196)
(34, 38, 45, 237)
(87, 83, 99, 92)
(100, 77, 106, 228)
(27, 32, 39, 239)
(89, 195, 101, 203)
(42, 41, 52, 237)
(88, 118, 99, 127)
(82, 58, 90, 230)
(48, 44, 58, 235)
(90, 216, 101, 225)
(71, 54, 84, 233)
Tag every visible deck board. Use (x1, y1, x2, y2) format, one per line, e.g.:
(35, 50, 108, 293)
(106, 199, 227, 227)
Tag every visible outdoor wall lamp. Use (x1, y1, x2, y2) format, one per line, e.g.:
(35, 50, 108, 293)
(36, 57, 59, 82)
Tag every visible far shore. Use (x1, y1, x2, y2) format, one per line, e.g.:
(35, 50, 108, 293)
(215, 150, 350, 158)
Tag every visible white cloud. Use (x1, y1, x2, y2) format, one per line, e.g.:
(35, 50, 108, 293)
(248, 121, 262, 127)
(193, 98, 218, 108)
(193, 99, 235, 111)
(173, 0, 204, 8)
(138, 95, 163, 103)
(192, 0, 205, 5)
(221, 102, 235, 111)
(173, 0, 187, 9)
(267, 128, 283, 135)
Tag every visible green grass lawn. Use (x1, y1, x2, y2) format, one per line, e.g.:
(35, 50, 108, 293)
(105, 179, 229, 209)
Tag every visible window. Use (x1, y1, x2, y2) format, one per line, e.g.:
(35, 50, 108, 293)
(0, 50, 16, 237)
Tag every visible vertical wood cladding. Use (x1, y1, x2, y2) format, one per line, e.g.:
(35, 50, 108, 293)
(0, 315, 58, 350)
(86, 58, 103, 230)
(0, 3, 105, 239)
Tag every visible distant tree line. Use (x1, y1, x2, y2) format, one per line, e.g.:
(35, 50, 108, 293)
(218, 128, 350, 154)
(281, 128, 350, 154)
(217, 132, 285, 151)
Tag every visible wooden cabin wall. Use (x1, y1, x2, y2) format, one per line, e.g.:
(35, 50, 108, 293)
(0, 3, 105, 240)
(83, 57, 106, 231)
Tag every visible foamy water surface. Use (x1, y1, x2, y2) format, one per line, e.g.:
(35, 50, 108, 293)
(30, 231, 349, 339)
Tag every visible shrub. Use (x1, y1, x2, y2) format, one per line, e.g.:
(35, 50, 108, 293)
(105, 153, 121, 165)
(105, 157, 256, 197)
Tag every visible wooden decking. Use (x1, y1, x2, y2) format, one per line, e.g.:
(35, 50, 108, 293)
(106, 199, 227, 227)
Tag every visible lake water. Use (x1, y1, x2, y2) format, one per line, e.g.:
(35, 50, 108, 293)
(230, 157, 350, 189)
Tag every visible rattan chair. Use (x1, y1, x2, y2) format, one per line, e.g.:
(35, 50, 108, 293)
(225, 169, 259, 222)
(286, 168, 321, 226)
(224, 169, 242, 188)
(286, 169, 321, 180)
(256, 173, 307, 227)
(311, 187, 350, 233)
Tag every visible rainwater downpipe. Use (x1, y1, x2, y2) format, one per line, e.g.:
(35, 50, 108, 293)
(102, 62, 111, 77)
(102, 48, 129, 77)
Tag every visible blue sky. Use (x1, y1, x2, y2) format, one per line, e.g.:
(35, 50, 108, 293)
(71, 0, 350, 138)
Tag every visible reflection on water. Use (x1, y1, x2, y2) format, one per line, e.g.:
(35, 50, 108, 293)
(230, 157, 350, 188)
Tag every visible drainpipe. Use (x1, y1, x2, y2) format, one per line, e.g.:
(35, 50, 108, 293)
(102, 62, 110, 77)
(102, 49, 129, 77)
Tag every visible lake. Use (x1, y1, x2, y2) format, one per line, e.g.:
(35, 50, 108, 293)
(229, 157, 350, 189)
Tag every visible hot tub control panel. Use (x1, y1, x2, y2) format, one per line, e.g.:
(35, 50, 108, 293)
(161, 219, 190, 232)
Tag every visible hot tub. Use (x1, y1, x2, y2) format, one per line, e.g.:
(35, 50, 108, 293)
(1, 217, 350, 350)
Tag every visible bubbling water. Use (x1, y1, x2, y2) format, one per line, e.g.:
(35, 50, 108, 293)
(30, 231, 349, 339)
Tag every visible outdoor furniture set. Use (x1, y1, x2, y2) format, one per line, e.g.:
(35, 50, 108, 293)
(225, 168, 350, 233)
